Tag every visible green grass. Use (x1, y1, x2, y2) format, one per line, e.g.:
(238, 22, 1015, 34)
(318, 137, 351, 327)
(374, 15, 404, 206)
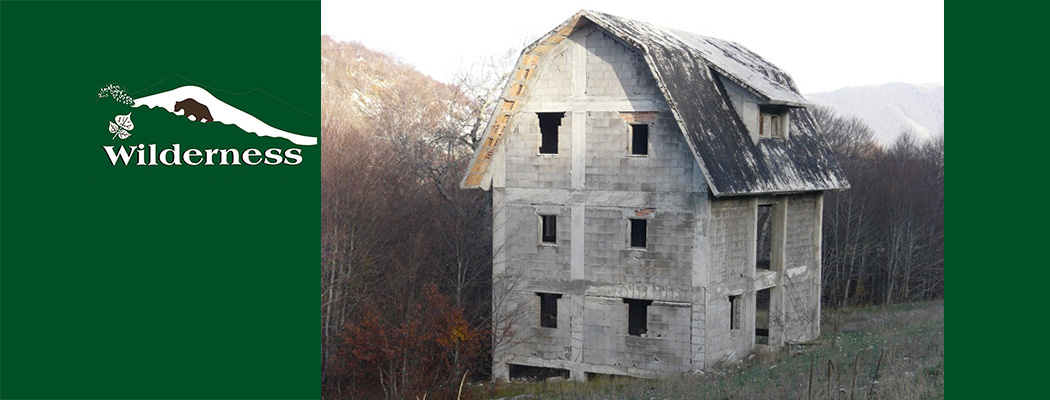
(472, 300, 944, 400)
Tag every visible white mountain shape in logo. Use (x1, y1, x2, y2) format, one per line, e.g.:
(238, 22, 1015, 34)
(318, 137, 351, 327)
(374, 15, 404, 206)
(132, 85, 317, 146)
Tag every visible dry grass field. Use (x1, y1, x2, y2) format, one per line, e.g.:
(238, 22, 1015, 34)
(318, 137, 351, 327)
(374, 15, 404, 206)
(475, 301, 944, 400)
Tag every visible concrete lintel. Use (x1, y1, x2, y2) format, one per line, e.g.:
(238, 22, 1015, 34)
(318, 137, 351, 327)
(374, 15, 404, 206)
(754, 269, 777, 291)
(524, 98, 667, 112)
(586, 283, 693, 303)
(652, 300, 691, 307)
(504, 188, 700, 210)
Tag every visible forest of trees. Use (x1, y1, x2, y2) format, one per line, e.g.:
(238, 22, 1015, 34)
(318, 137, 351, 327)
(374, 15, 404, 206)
(813, 108, 944, 308)
(320, 37, 944, 399)
(321, 36, 505, 399)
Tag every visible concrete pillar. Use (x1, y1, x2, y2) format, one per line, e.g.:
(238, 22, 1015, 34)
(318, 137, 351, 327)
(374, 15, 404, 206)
(571, 205, 585, 280)
(492, 361, 509, 382)
(491, 189, 509, 381)
(571, 111, 586, 188)
(569, 294, 585, 381)
(813, 194, 824, 340)
(572, 32, 586, 97)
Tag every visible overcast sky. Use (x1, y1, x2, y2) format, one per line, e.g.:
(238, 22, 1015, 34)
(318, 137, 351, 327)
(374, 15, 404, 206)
(321, 0, 943, 94)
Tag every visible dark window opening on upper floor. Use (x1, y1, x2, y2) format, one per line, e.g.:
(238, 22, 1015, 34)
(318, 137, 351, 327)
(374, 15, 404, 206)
(630, 124, 649, 155)
(540, 214, 557, 244)
(538, 112, 564, 154)
(756, 204, 773, 270)
(629, 218, 647, 249)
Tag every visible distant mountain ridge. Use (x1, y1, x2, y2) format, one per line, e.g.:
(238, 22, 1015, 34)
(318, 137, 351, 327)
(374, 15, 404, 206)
(806, 83, 944, 146)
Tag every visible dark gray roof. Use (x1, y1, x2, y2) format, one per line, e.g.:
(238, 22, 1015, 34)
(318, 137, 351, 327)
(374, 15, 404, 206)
(463, 10, 849, 196)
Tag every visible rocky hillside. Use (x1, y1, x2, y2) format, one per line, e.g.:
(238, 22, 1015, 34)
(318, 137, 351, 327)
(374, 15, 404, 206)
(321, 35, 456, 133)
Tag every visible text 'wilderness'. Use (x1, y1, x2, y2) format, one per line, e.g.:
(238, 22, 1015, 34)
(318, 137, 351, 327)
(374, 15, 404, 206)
(103, 144, 303, 166)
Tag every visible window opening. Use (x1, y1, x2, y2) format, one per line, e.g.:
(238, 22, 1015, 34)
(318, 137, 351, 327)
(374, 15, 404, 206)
(630, 124, 649, 155)
(538, 112, 564, 154)
(629, 218, 647, 248)
(538, 293, 562, 328)
(624, 298, 653, 336)
(540, 215, 557, 244)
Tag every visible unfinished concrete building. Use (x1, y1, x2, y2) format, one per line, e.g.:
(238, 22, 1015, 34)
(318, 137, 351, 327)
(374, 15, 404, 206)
(461, 10, 848, 381)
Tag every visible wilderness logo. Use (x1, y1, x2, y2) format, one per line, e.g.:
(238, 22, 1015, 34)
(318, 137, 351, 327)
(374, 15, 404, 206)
(96, 80, 316, 167)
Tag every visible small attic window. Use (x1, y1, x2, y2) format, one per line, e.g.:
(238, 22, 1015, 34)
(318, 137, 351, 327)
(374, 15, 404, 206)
(758, 105, 789, 139)
(760, 114, 781, 138)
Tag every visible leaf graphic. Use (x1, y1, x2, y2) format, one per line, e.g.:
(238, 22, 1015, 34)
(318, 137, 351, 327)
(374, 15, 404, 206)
(115, 112, 134, 131)
(108, 121, 120, 134)
(117, 129, 131, 139)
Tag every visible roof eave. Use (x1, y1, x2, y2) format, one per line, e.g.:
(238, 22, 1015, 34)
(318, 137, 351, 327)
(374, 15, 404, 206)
(461, 11, 591, 190)
(713, 182, 851, 198)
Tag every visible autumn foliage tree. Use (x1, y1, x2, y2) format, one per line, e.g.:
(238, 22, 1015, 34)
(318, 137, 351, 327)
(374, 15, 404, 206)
(338, 284, 485, 399)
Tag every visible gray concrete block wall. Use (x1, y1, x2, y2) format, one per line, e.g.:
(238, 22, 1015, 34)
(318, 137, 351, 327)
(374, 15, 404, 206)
(584, 112, 700, 193)
(785, 195, 817, 269)
(581, 296, 627, 368)
(707, 198, 752, 286)
(504, 204, 571, 282)
(704, 293, 731, 365)
(495, 26, 709, 379)
(689, 292, 707, 369)
(702, 194, 825, 366)
(704, 289, 758, 367)
(531, 47, 574, 99)
(783, 194, 820, 343)
(499, 290, 540, 361)
(704, 197, 763, 367)
(719, 75, 761, 139)
(534, 294, 573, 360)
(500, 291, 572, 362)
(504, 112, 573, 190)
(781, 278, 818, 343)
(581, 297, 692, 373)
(585, 30, 658, 98)
(583, 208, 694, 286)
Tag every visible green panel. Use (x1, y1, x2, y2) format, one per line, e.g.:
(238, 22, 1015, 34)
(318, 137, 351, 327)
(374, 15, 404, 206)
(1, 1, 319, 398)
